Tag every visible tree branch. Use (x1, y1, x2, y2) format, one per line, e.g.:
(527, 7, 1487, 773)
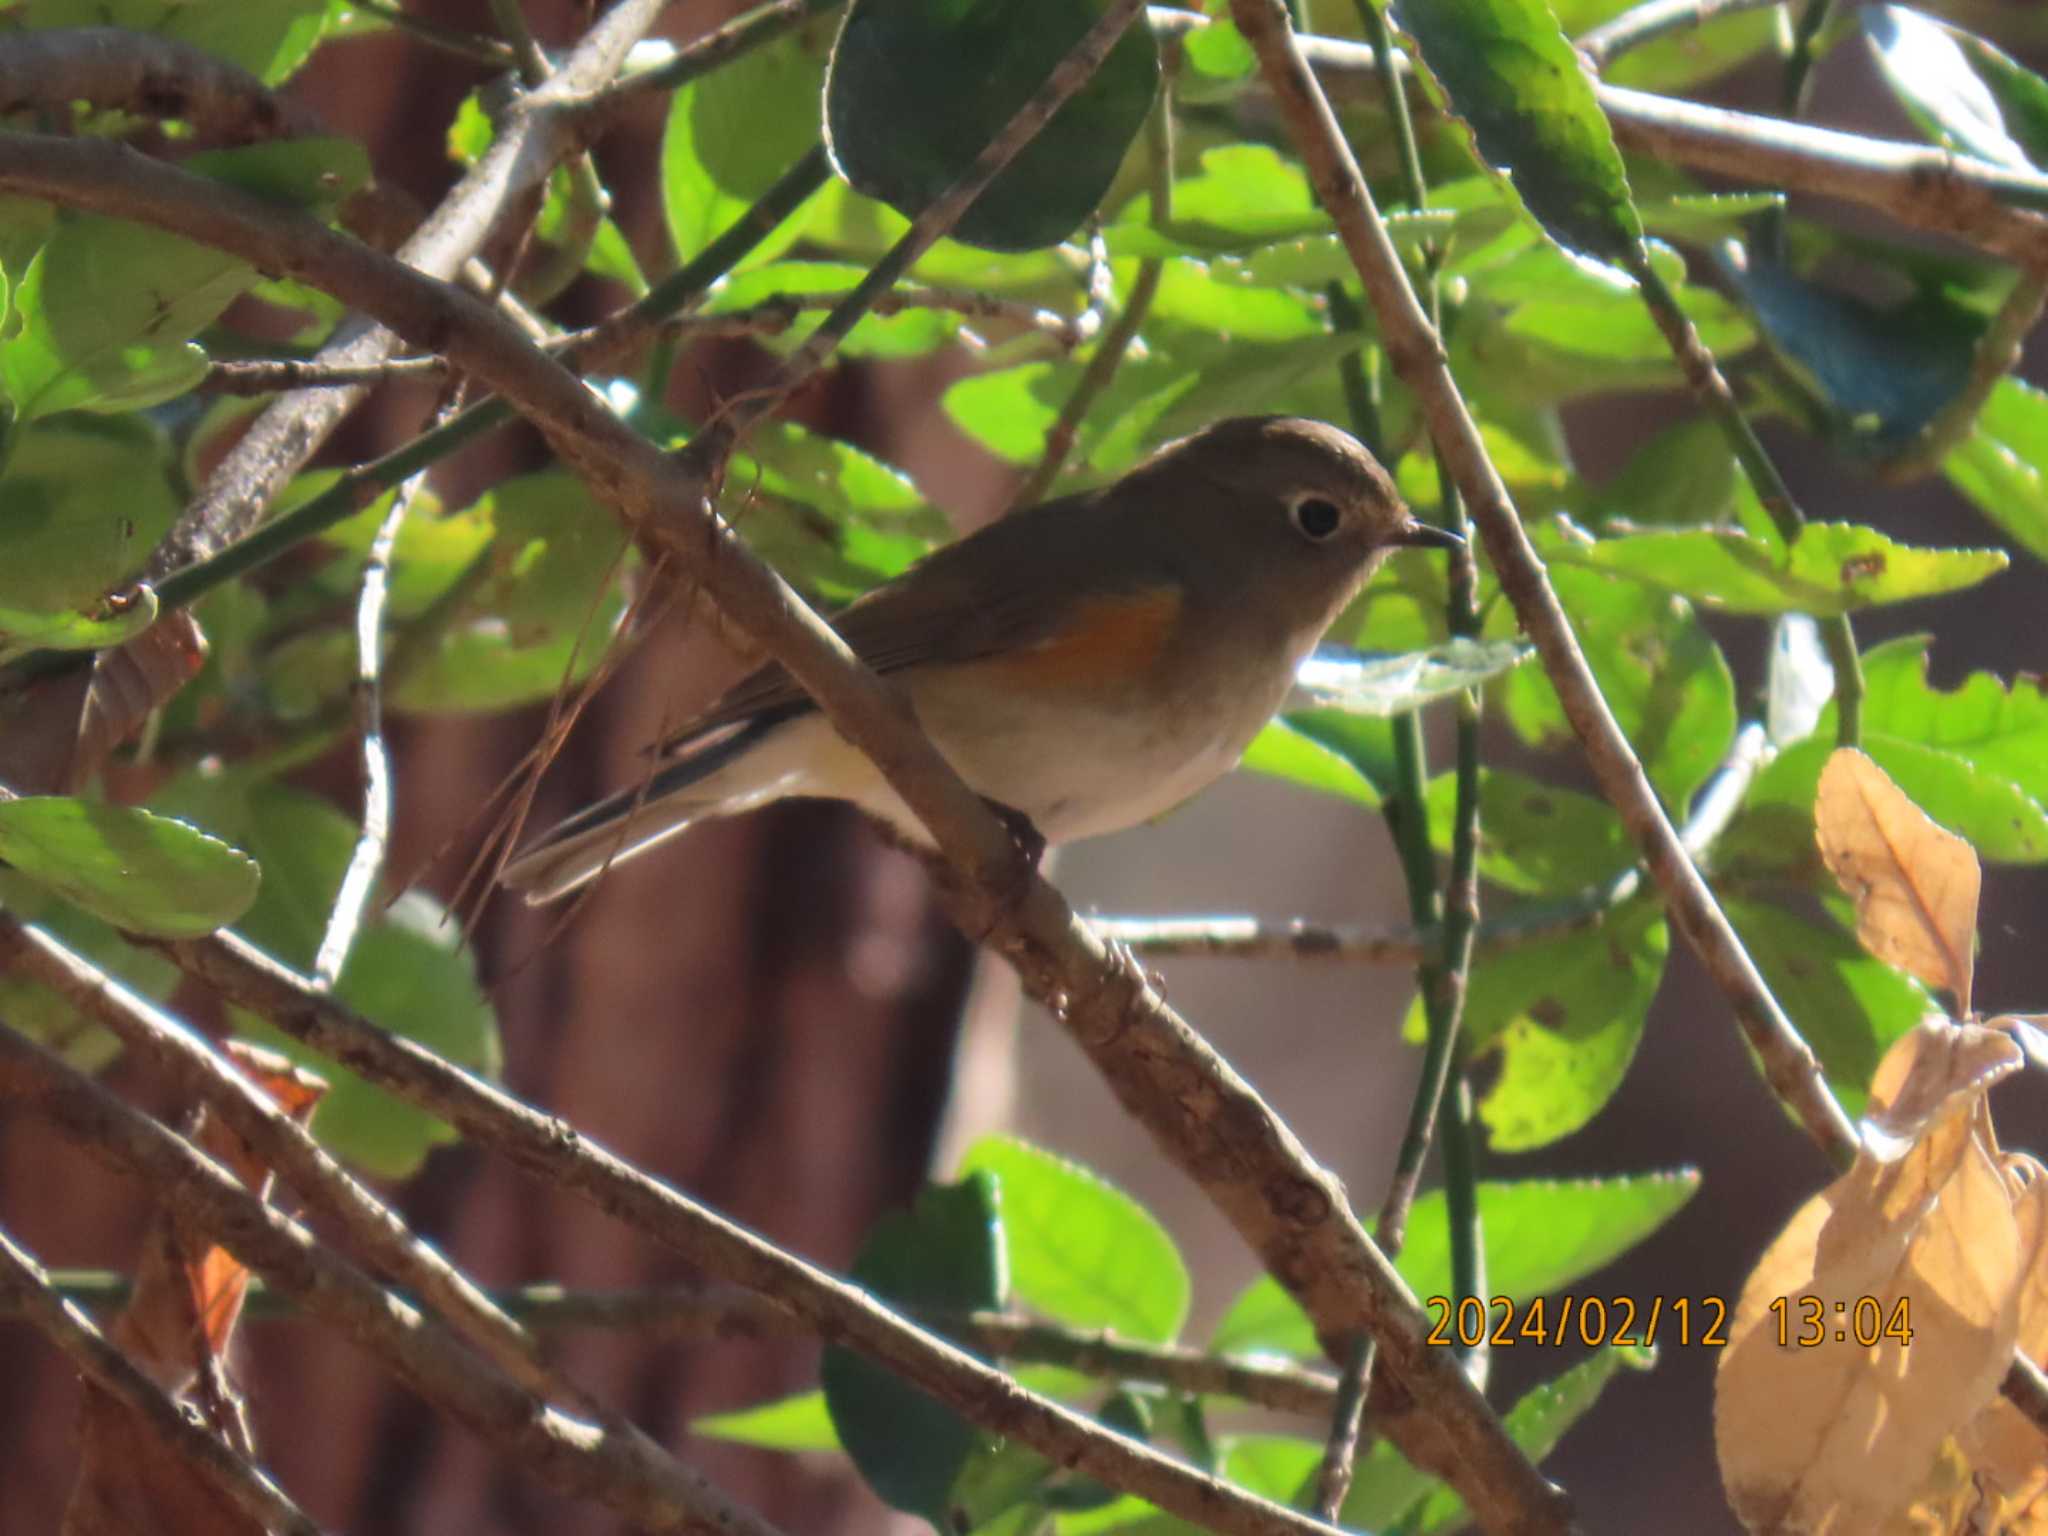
(0, 1221, 326, 1536)
(138, 932, 1353, 1536)
(0, 1020, 795, 1536)
(0, 27, 312, 143)
(0, 913, 783, 1536)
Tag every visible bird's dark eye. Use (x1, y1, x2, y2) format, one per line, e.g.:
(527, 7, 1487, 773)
(1292, 496, 1343, 540)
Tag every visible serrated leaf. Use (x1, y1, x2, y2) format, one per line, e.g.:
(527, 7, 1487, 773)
(1548, 519, 2008, 616)
(1945, 376, 2048, 563)
(0, 798, 258, 938)
(824, 0, 1159, 252)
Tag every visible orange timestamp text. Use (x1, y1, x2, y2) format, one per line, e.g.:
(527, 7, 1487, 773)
(1768, 1294, 1914, 1347)
(1423, 1294, 1731, 1349)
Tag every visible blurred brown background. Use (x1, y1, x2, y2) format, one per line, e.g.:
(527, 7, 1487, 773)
(4, 3, 2048, 1533)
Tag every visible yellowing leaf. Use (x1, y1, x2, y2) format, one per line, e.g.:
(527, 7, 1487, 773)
(1717, 1020, 2026, 1532)
(1816, 747, 1981, 1015)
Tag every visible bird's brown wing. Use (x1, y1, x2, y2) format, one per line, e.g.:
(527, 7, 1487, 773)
(656, 494, 1106, 754)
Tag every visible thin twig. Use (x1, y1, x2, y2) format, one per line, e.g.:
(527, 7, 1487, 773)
(608, 0, 841, 100)
(1624, 254, 1864, 747)
(1574, 0, 1782, 70)
(1230, 0, 1858, 1169)
(134, 934, 1358, 1536)
(38, 1274, 1360, 1417)
(1094, 719, 1777, 966)
(0, 914, 783, 1536)
(1011, 52, 1177, 506)
(199, 285, 1090, 394)
(150, 0, 667, 580)
(0, 1021, 795, 1536)
(343, 0, 518, 68)
(0, 1221, 326, 1536)
(675, 0, 1157, 485)
(1310, 1334, 1374, 1520)
(313, 466, 426, 987)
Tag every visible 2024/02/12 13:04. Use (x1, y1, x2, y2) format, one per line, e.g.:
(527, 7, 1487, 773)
(1769, 1294, 1915, 1347)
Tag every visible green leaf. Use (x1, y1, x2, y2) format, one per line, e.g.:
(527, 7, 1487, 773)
(1551, 0, 1778, 92)
(1724, 633, 2048, 870)
(694, 1389, 842, 1451)
(1864, 7, 2033, 169)
(959, 1136, 1189, 1343)
(1945, 26, 2048, 168)
(703, 260, 970, 358)
(0, 416, 177, 619)
(1211, 1173, 1698, 1358)
(1945, 376, 2048, 562)
(1585, 417, 1738, 530)
(0, 586, 157, 660)
(147, 776, 352, 968)
(1725, 899, 1927, 1121)
(0, 871, 179, 1072)
(825, 0, 1159, 251)
(1109, 143, 1322, 253)
(662, 21, 827, 264)
(1740, 733, 2048, 865)
(0, 798, 259, 938)
(1404, 1347, 1655, 1532)
(1547, 518, 2008, 617)
(1287, 639, 1530, 717)
(1239, 717, 1383, 808)
(385, 471, 636, 714)
(0, 139, 365, 417)
(1437, 904, 1668, 1151)
(824, 1177, 1005, 1524)
(1425, 769, 1633, 896)
(238, 891, 500, 1179)
(1394, 0, 1643, 264)
(1498, 565, 1736, 807)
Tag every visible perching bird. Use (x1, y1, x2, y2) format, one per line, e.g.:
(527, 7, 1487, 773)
(502, 415, 1460, 903)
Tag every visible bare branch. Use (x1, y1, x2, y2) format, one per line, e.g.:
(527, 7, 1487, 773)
(0, 1221, 325, 1536)
(0, 27, 312, 142)
(0, 1019, 796, 1536)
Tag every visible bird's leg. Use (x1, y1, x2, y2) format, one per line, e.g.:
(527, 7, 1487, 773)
(980, 797, 1048, 870)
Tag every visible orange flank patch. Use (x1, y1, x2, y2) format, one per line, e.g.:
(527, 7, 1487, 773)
(979, 585, 1183, 694)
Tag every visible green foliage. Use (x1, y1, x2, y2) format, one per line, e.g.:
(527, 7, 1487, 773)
(0, 797, 258, 937)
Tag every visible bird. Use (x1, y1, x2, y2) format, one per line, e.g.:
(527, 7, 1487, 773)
(501, 415, 1461, 903)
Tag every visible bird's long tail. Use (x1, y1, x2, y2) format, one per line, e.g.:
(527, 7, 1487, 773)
(499, 717, 784, 904)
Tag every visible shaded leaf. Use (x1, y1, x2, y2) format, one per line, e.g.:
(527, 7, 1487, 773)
(825, 0, 1158, 252)
(1245, 715, 1385, 807)
(1423, 769, 1633, 896)
(824, 1177, 1004, 1524)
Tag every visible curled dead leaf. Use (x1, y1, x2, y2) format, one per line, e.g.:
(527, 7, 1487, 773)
(1815, 748, 1980, 1016)
(1717, 1020, 2027, 1533)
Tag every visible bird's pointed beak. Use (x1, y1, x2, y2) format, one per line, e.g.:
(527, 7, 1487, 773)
(1393, 518, 1464, 551)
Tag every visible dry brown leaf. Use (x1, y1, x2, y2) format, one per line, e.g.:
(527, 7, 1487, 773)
(1717, 1020, 2024, 1533)
(1946, 1157, 2048, 1532)
(1816, 748, 1981, 1016)
(64, 1046, 327, 1535)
